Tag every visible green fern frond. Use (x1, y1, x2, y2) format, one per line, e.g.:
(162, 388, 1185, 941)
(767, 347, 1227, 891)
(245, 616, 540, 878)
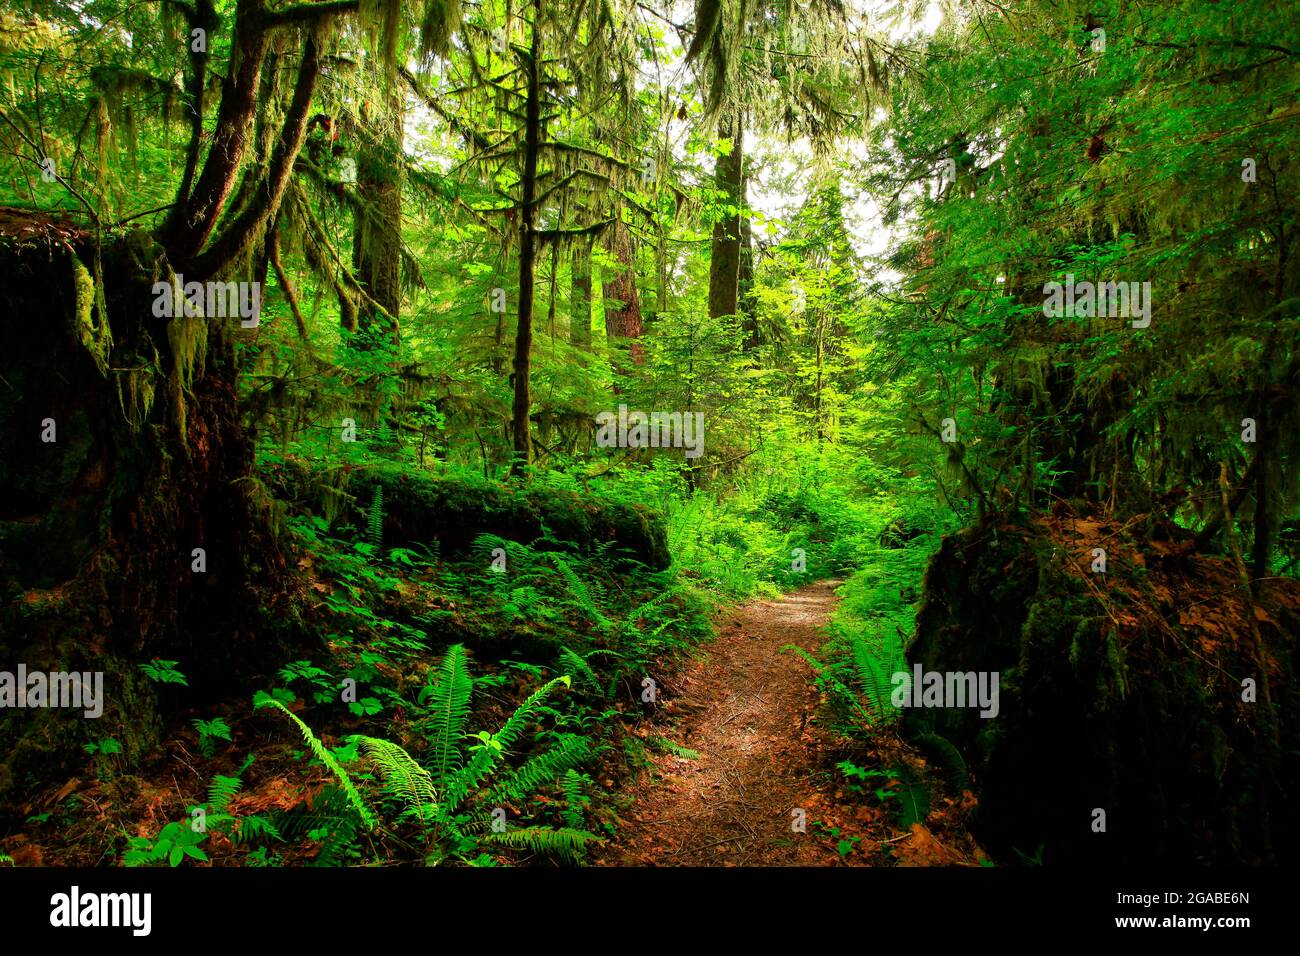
(622, 586, 684, 628)
(782, 644, 875, 725)
(547, 552, 613, 630)
(492, 675, 572, 753)
(440, 675, 571, 813)
(848, 629, 904, 725)
(421, 644, 474, 782)
(647, 736, 699, 760)
(895, 762, 931, 829)
(258, 698, 378, 830)
(207, 774, 242, 812)
(440, 747, 497, 815)
(916, 732, 969, 792)
(562, 769, 590, 831)
(355, 735, 439, 822)
(484, 734, 591, 806)
(231, 815, 282, 846)
(271, 785, 363, 866)
(471, 534, 535, 569)
(480, 826, 601, 865)
(366, 485, 384, 546)
(556, 645, 602, 693)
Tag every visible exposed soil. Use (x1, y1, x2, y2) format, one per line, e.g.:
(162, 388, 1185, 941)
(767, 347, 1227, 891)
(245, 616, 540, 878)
(599, 580, 982, 867)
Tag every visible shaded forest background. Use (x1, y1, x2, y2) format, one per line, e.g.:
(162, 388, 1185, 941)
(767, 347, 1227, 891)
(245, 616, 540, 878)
(0, 0, 1297, 867)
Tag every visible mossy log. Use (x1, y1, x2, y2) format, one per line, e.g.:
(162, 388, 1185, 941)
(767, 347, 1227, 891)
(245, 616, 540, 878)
(263, 458, 671, 571)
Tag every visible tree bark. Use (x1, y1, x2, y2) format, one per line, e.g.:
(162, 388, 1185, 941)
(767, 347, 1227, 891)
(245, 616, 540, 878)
(191, 33, 323, 278)
(350, 65, 403, 345)
(602, 216, 644, 366)
(164, 0, 271, 265)
(708, 109, 744, 321)
(0, 232, 295, 805)
(739, 207, 757, 348)
(570, 237, 593, 349)
(511, 19, 542, 474)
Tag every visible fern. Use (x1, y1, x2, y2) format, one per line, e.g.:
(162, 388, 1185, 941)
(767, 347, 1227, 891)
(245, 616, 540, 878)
(915, 732, 969, 792)
(470, 533, 534, 570)
(480, 826, 601, 865)
(355, 735, 438, 822)
(849, 630, 901, 724)
(256, 695, 378, 830)
(260, 657, 593, 865)
(619, 585, 684, 634)
(206, 755, 253, 811)
(647, 736, 699, 760)
(441, 675, 570, 813)
(556, 645, 602, 693)
(562, 770, 590, 831)
(230, 815, 282, 846)
(895, 762, 931, 829)
(492, 675, 572, 753)
(438, 746, 497, 815)
(782, 644, 875, 726)
(271, 785, 364, 866)
(207, 774, 243, 812)
(420, 644, 473, 782)
(485, 734, 591, 806)
(547, 552, 613, 630)
(366, 485, 384, 546)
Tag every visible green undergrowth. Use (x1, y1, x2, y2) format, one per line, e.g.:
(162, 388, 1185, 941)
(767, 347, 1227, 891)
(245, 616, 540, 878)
(660, 452, 883, 600)
(111, 442, 885, 867)
(786, 489, 958, 840)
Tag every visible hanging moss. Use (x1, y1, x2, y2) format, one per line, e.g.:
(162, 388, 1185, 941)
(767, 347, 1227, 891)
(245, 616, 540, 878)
(71, 254, 112, 377)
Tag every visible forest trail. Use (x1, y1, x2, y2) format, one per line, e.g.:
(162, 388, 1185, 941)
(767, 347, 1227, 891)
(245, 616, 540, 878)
(599, 579, 865, 866)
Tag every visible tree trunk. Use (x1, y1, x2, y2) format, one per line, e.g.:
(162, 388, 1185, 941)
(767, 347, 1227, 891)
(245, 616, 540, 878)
(0, 231, 294, 805)
(708, 109, 744, 321)
(351, 72, 403, 345)
(511, 21, 542, 474)
(164, 0, 271, 266)
(0, 3, 354, 802)
(602, 216, 644, 367)
(570, 238, 592, 349)
(191, 33, 323, 279)
(739, 208, 757, 348)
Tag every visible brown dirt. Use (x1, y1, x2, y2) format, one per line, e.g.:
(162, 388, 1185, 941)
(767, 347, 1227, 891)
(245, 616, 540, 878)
(597, 580, 895, 866)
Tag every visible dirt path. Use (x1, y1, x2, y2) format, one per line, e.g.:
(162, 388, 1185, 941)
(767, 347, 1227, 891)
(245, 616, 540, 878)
(598, 579, 864, 866)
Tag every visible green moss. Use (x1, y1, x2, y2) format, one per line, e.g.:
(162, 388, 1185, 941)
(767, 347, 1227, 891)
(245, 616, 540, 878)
(71, 254, 112, 377)
(264, 458, 670, 570)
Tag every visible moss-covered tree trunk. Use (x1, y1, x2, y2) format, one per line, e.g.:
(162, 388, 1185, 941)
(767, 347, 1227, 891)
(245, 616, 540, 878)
(0, 0, 359, 809)
(708, 110, 744, 322)
(570, 237, 593, 350)
(511, 18, 542, 473)
(0, 229, 295, 807)
(601, 216, 644, 369)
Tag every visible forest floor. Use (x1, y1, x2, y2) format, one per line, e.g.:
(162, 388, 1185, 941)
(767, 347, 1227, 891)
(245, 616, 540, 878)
(597, 579, 983, 867)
